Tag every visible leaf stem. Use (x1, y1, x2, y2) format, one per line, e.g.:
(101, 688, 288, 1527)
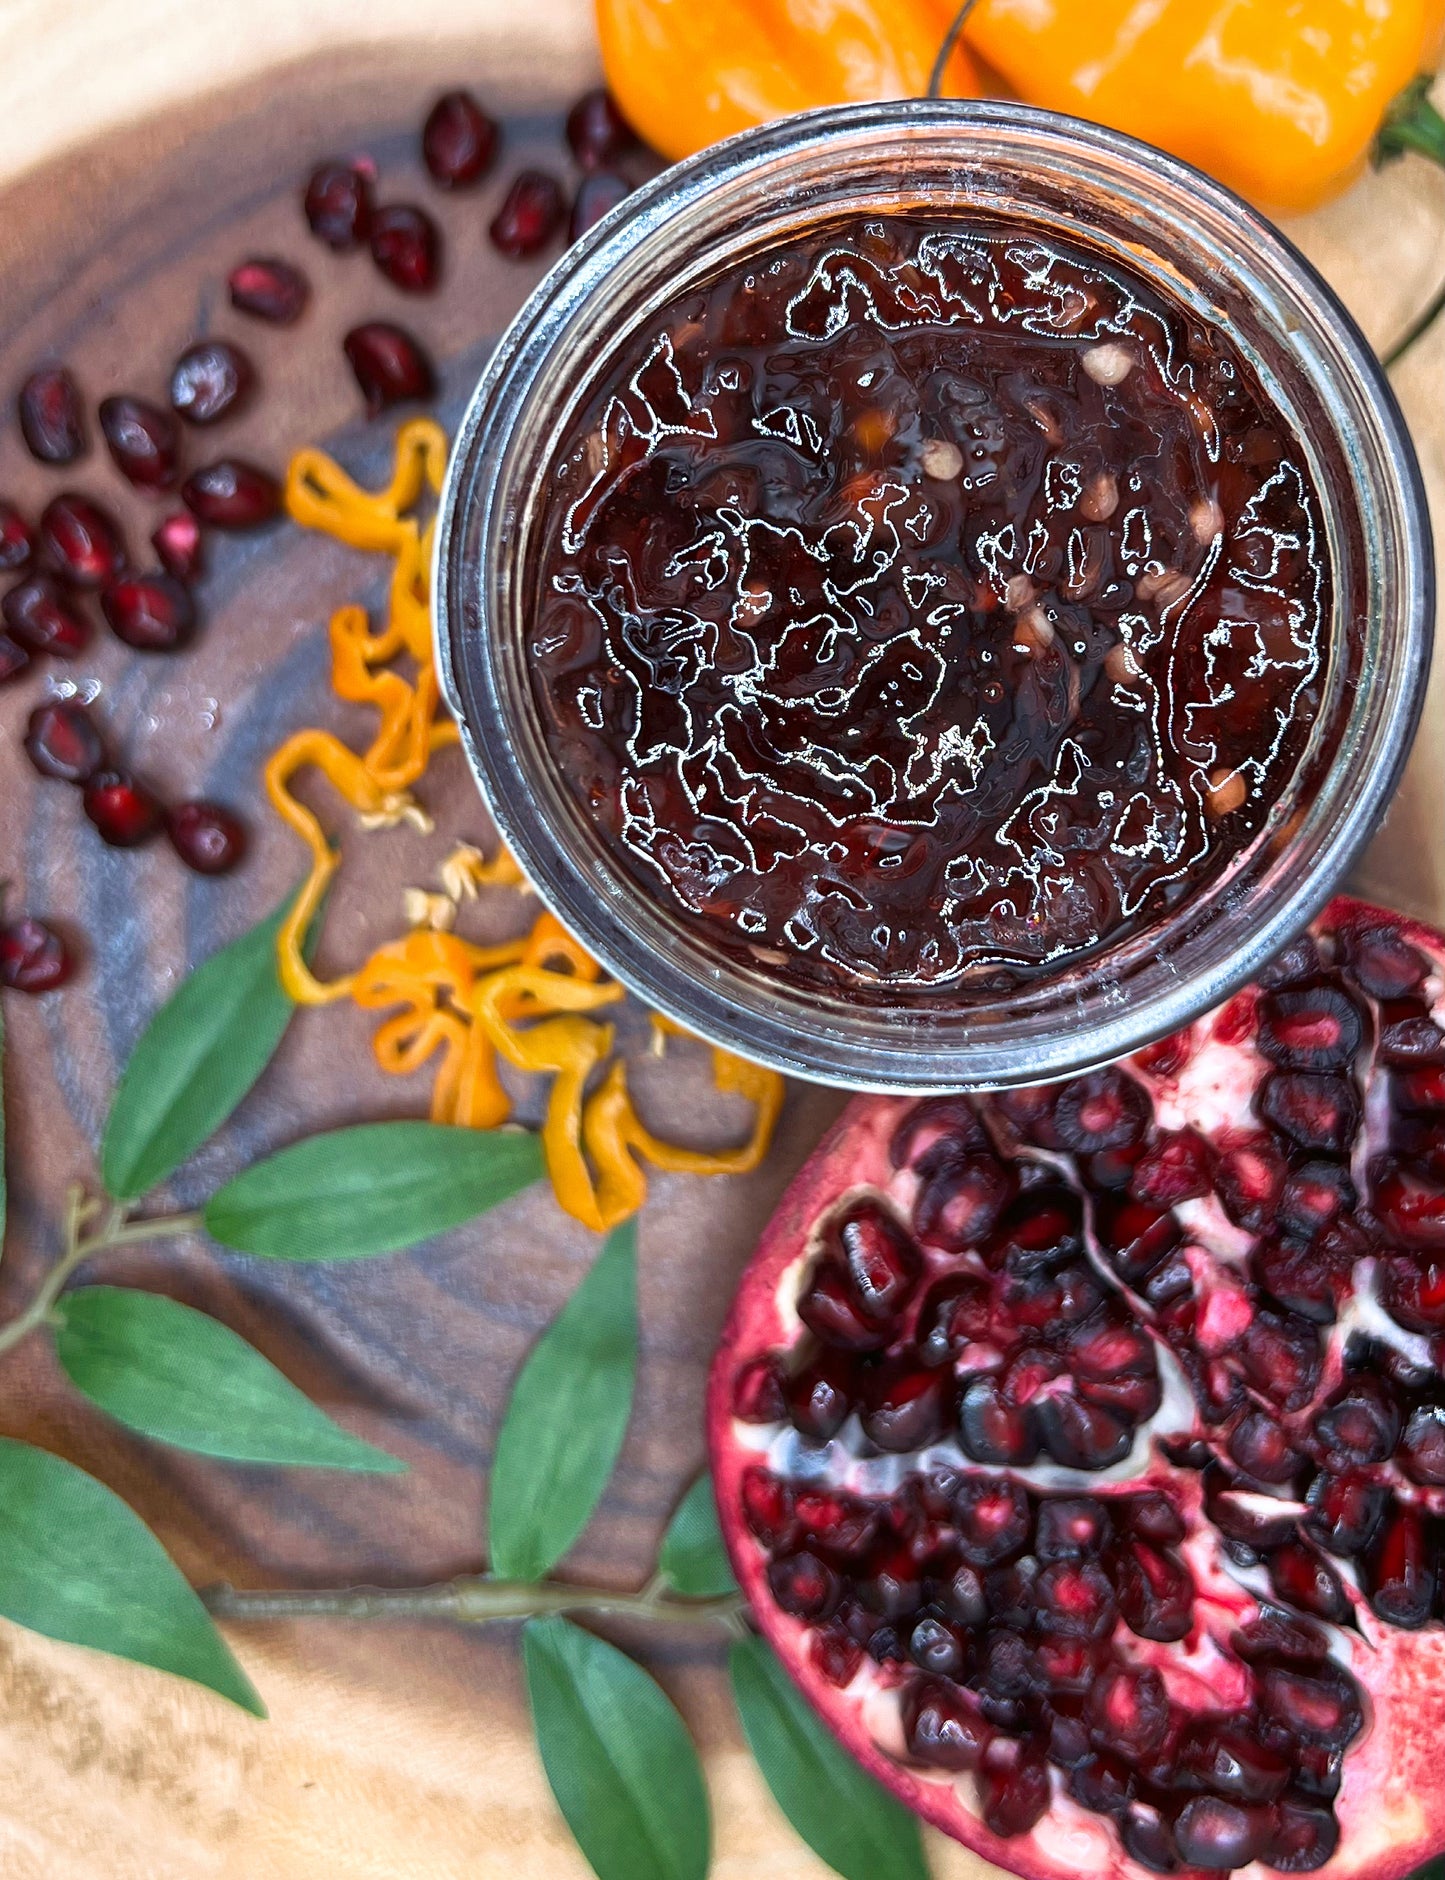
(0, 1190, 201, 1356)
(926, 0, 983, 100)
(202, 1576, 749, 1631)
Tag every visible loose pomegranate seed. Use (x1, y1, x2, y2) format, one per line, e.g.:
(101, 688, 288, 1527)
(565, 88, 637, 169)
(101, 571, 196, 652)
(17, 365, 86, 463)
(569, 169, 631, 243)
(165, 800, 246, 874)
(0, 632, 28, 683)
(228, 256, 310, 324)
(82, 771, 161, 847)
(369, 204, 441, 292)
(3, 575, 90, 656)
(303, 160, 373, 248)
(489, 170, 565, 257)
(421, 89, 499, 187)
(97, 395, 179, 489)
(170, 339, 254, 425)
(182, 459, 280, 528)
(0, 917, 74, 993)
(24, 700, 105, 783)
(38, 493, 125, 588)
(342, 322, 435, 416)
(152, 511, 204, 584)
(0, 500, 33, 572)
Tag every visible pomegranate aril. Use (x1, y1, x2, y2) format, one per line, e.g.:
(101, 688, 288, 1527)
(565, 88, 636, 169)
(1116, 1541, 1194, 1642)
(1261, 1666, 1364, 1753)
(228, 256, 309, 324)
(740, 1466, 795, 1548)
(0, 500, 33, 572)
(182, 459, 280, 528)
(1089, 1664, 1169, 1755)
(1034, 1559, 1116, 1639)
(1035, 1638, 1096, 1697)
(24, 700, 104, 782)
(1402, 1402, 1445, 1483)
(170, 340, 254, 425)
(0, 632, 28, 683)
(1304, 1472, 1385, 1557)
(1267, 1795, 1340, 1872)
(165, 801, 246, 875)
(1035, 1395, 1132, 1471)
(731, 1354, 785, 1423)
(1340, 922, 1428, 999)
(1096, 1197, 1180, 1285)
(98, 394, 178, 488)
(780, 1352, 849, 1439)
(1051, 1065, 1150, 1151)
(3, 575, 89, 656)
(857, 1543, 923, 1619)
(766, 1550, 840, 1621)
(1265, 1541, 1353, 1626)
(1365, 1504, 1435, 1628)
(1259, 1071, 1360, 1154)
(1253, 1236, 1339, 1324)
(1233, 1609, 1330, 1667)
(992, 1188, 1082, 1274)
(1257, 984, 1363, 1072)
(1173, 1796, 1273, 1871)
(809, 1625, 863, 1688)
(959, 1377, 1039, 1466)
(952, 1476, 1030, 1565)
(421, 89, 498, 187)
(1377, 998, 1445, 1067)
(903, 1679, 991, 1770)
(1186, 1726, 1290, 1802)
(917, 1274, 995, 1365)
(18, 365, 85, 463)
(1003, 1261, 1105, 1336)
(1240, 1311, 1322, 1412)
(1130, 1129, 1211, 1206)
(915, 1150, 1015, 1250)
(1035, 1496, 1111, 1560)
(343, 322, 435, 416)
(1121, 1803, 1181, 1873)
(908, 1613, 968, 1678)
(0, 918, 74, 993)
(834, 1200, 920, 1324)
(102, 571, 196, 652)
(1258, 934, 1324, 990)
(303, 160, 373, 248)
(1315, 1373, 1400, 1467)
(370, 204, 441, 292)
(39, 493, 125, 588)
(1217, 1135, 1287, 1231)
(859, 1363, 950, 1452)
(793, 1489, 878, 1562)
(1379, 1164, 1445, 1254)
(980, 1747, 1051, 1838)
(570, 169, 631, 242)
(1206, 1476, 1298, 1551)
(83, 771, 161, 847)
(1279, 1159, 1355, 1240)
(1379, 1251, 1445, 1329)
(1292, 1745, 1343, 1801)
(1127, 1492, 1186, 1545)
(1397, 1066, 1445, 1112)
(797, 1258, 889, 1352)
(152, 511, 203, 584)
(1228, 1408, 1302, 1485)
(489, 170, 565, 257)
(1068, 1752, 1134, 1815)
(944, 1563, 988, 1627)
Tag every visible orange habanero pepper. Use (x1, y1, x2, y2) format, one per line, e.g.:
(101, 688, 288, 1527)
(965, 0, 1445, 214)
(597, 0, 980, 163)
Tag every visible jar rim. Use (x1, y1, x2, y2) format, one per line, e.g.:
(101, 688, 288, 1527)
(435, 98, 1433, 1092)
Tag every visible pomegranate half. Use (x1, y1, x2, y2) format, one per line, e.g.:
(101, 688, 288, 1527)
(709, 897, 1445, 1878)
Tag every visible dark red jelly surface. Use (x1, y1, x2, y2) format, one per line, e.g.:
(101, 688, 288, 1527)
(528, 216, 1330, 997)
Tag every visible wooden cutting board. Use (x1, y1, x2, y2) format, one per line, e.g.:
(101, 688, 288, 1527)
(0, 7, 1442, 1877)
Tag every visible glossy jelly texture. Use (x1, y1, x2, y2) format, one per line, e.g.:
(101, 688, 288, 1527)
(529, 217, 1330, 997)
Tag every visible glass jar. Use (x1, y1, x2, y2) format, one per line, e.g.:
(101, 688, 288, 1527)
(434, 100, 1432, 1092)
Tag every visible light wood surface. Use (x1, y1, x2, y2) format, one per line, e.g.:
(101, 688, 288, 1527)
(0, 9, 1442, 1880)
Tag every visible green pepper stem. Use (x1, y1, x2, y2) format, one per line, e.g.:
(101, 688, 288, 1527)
(927, 0, 984, 101)
(1376, 76, 1445, 366)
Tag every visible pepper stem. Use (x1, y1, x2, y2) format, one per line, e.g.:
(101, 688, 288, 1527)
(926, 0, 984, 101)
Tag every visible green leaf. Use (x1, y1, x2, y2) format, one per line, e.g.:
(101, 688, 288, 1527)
(658, 1473, 736, 1598)
(203, 1121, 544, 1260)
(102, 890, 304, 1202)
(0, 997, 7, 1250)
(54, 1286, 404, 1473)
(0, 1437, 263, 1714)
(729, 1635, 929, 1880)
(523, 1615, 709, 1880)
(488, 1220, 637, 1582)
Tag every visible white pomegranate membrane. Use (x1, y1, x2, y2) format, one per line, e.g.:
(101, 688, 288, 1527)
(709, 898, 1445, 1879)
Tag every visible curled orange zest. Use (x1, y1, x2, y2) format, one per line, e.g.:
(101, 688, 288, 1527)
(272, 422, 786, 1228)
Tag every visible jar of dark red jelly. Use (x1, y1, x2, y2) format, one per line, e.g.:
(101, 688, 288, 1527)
(435, 101, 1432, 1091)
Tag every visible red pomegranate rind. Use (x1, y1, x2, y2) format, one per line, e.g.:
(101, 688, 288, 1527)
(709, 896, 1445, 1880)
